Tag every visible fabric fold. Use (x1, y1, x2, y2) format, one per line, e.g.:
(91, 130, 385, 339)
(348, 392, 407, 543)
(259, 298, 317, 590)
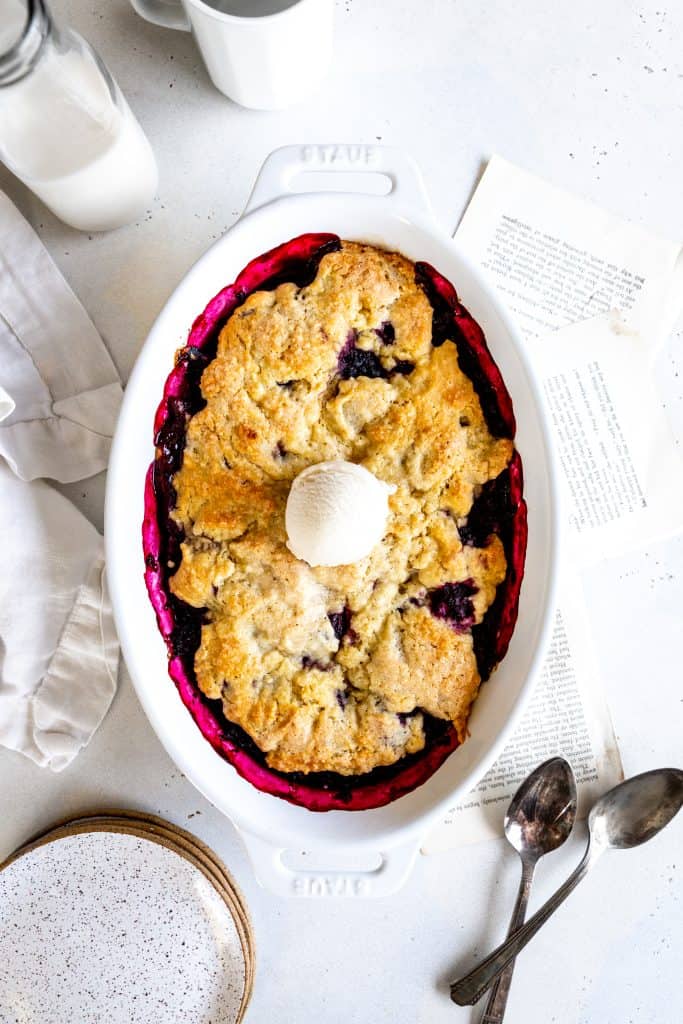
(32, 560, 119, 770)
(0, 191, 121, 770)
(0, 190, 123, 483)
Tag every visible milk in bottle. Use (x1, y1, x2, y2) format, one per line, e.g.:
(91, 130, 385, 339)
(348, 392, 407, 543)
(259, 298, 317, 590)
(0, 0, 158, 231)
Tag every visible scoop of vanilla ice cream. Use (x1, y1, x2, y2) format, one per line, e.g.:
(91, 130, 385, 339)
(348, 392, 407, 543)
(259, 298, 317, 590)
(285, 460, 396, 567)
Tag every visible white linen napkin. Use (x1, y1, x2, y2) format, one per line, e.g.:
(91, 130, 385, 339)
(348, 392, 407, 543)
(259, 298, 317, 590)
(0, 192, 122, 770)
(0, 192, 121, 482)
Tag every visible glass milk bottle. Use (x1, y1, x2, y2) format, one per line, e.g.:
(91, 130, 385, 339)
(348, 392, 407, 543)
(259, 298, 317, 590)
(0, 0, 158, 231)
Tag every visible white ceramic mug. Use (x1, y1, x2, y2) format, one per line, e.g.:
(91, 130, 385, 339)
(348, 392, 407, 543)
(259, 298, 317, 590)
(129, 0, 334, 110)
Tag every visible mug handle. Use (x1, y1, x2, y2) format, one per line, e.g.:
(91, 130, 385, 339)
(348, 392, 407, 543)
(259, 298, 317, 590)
(129, 0, 191, 31)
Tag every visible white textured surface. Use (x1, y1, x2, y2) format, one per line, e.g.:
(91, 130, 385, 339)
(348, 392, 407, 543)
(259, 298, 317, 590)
(0, 1, 681, 1022)
(0, 831, 245, 1023)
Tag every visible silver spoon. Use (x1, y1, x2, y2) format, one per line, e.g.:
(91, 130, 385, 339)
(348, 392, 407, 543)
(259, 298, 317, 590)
(451, 768, 683, 1007)
(476, 756, 577, 1024)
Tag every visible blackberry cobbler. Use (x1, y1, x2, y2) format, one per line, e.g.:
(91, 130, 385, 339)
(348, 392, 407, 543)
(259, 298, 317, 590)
(144, 234, 527, 810)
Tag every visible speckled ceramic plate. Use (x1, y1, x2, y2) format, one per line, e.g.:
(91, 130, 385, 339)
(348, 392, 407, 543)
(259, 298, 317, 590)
(13, 810, 255, 970)
(0, 829, 249, 1023)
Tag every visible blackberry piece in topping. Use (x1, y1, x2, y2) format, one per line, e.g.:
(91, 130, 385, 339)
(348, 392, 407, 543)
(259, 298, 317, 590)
(427, 580, 478, 632)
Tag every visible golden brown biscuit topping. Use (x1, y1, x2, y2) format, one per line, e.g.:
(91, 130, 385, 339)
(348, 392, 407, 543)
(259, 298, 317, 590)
(168, 242, 513, 775)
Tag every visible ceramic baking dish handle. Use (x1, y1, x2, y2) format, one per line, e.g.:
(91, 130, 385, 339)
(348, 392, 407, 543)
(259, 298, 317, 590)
(240, 830, 420, 898)
(244, 144, 435, 223)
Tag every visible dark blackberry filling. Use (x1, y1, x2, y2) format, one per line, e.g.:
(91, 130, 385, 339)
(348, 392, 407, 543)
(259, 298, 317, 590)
(428, 580, 478, 632)
(472, 452, 526, 681)
(458, 468, 512, 548)
(169, 601, 206, 660)
(328, 605, 353, 641)
(302, 655, 331, 672)
(338, 331, 387, 380)
(337, 331, 414, 380)
(375, 320, 395, 344)
(143, 232, 526, 811)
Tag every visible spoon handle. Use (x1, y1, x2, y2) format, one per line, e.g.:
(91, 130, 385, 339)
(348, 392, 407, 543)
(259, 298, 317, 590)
(451, 848, 596, 1006)
(480, 857, 536, 1024)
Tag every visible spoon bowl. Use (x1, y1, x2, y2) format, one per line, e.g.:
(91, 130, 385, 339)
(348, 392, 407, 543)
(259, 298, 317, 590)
(505, 755, 577, 859)
(589, 768, 683, 850)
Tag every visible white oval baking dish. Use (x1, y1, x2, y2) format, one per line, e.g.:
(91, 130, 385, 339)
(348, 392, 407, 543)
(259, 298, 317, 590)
(105, 144, 559, 898)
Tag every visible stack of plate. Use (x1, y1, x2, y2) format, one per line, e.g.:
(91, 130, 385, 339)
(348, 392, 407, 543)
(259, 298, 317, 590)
(0, 810, 254, 1023)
